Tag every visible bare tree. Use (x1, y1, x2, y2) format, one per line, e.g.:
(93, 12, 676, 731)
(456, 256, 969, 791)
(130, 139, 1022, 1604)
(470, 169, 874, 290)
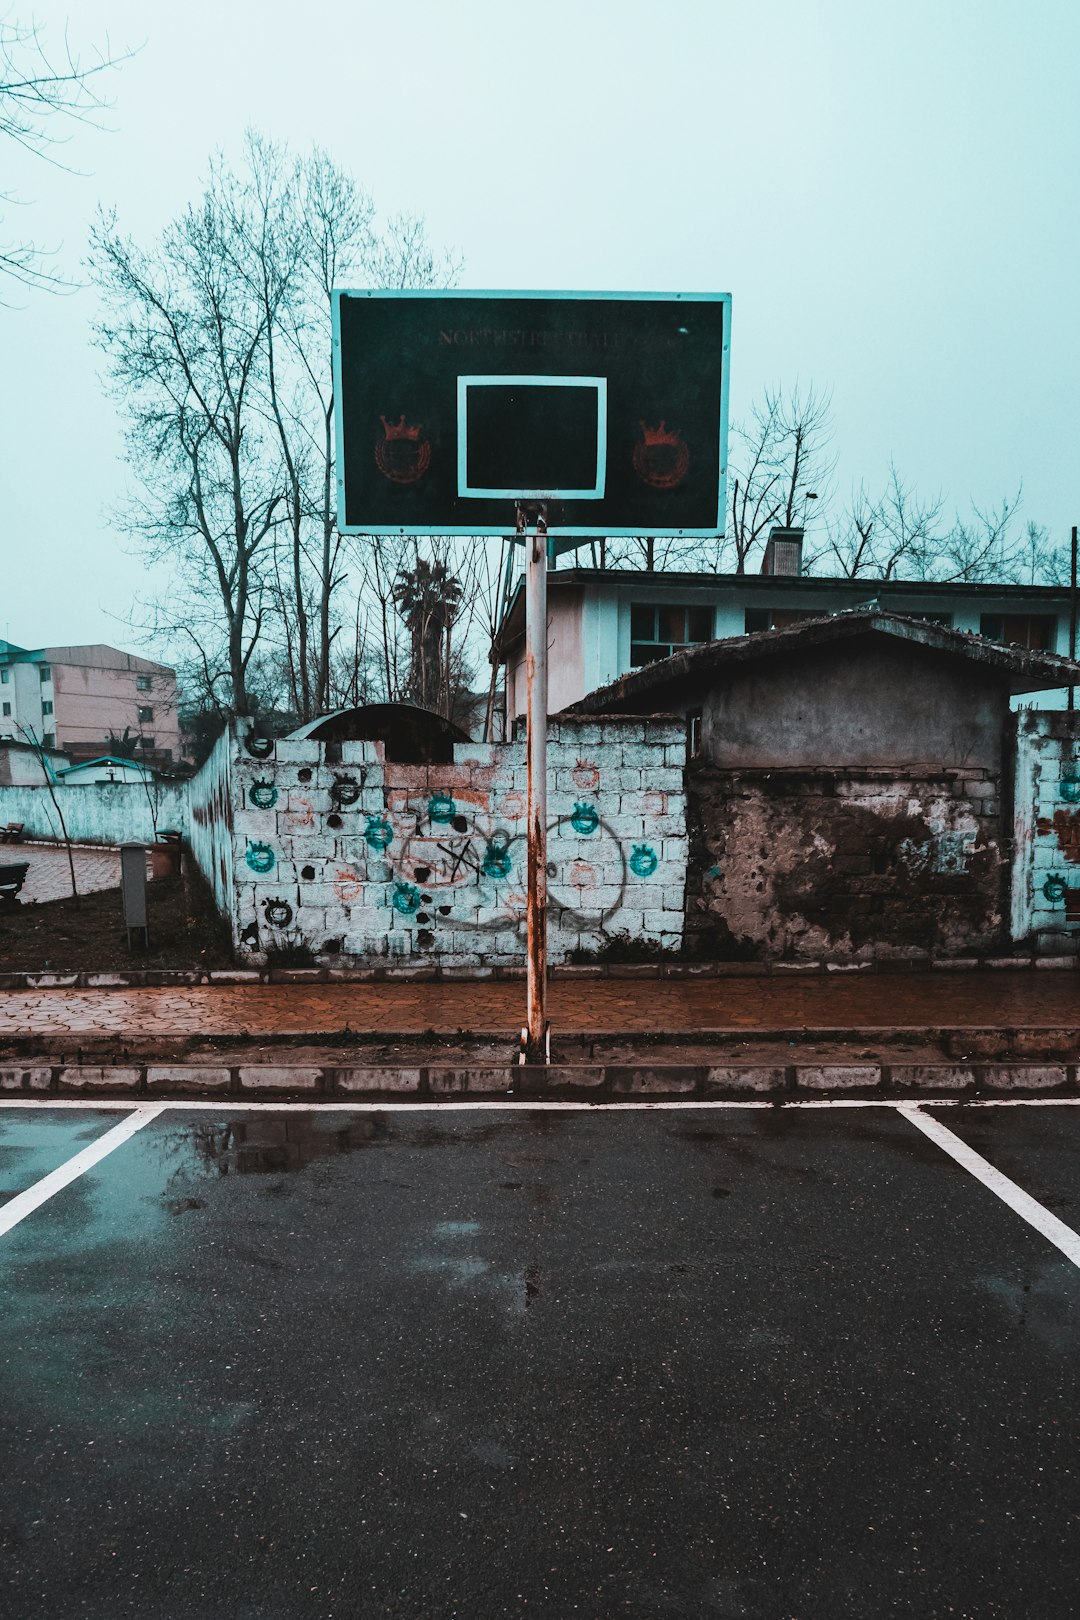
(90, 165, 291, 717)
(16, 722, 77, 904)
(723, 385, 835, 573)
(176, 134, 459, 722)
(1013, 520, 1072, 587)
(936, 488, 1025, 583)
(0, 14, 133, 295)
(808, 463, 945, 579)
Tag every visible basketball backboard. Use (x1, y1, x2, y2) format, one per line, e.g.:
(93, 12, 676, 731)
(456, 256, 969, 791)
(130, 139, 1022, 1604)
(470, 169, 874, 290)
(333, 290, 731, 540)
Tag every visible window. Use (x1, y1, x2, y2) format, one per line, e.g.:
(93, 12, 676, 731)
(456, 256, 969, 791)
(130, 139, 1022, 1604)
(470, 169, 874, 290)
(136, 675, 152, 691)
(629, 603, 713, 666)
(138, 705, 154, 722)
(1, 702, 9, 717)
(0, 668, 8, 683)
(42, 732, 54, 748)
(41, 700, 53, 716)
(139, 735, 155, 751)
(38, 665, 50, 683)
(980, 613, 1055, 651)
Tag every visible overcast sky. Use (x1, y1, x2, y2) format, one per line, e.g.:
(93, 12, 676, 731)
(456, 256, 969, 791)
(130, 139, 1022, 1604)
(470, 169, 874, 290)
(2, 0, 1078, 655)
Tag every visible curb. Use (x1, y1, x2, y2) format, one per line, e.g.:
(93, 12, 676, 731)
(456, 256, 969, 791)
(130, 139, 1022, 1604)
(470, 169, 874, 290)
(0, 957, 1077, 991)
(4, 1026, 1078, 1062)
(1, 1061, 1077, 1100)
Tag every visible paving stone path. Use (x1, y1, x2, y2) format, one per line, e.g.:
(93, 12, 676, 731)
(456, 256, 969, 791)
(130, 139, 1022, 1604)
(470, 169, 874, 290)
(3, 845, 123, 905)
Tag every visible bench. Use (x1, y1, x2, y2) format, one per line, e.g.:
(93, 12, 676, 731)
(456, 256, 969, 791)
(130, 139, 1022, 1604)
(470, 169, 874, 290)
(0, 823, 25, 844)
(0, 862, 29, 905)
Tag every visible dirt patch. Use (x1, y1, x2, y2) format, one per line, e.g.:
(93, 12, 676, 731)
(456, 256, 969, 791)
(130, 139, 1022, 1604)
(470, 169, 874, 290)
(0, 865, 234, 973)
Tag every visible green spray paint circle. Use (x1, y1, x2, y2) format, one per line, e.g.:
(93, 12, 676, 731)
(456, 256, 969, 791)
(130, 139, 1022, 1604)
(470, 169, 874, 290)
(245, 840, 276, 875)
(570, 802, 600, 835)
(482, 833, 513, 880)
(629, 844, 658, 878)
(365, 815, 393, 851)
(248, 779, 278, 810)
(1043, 873, 1068, 904)
(428, 792, 456, 824)
(392, 882, 422, 916)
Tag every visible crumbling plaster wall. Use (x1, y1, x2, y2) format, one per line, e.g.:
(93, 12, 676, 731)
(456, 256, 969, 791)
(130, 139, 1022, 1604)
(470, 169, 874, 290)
(685, 767, 1006, 962)
(701, 640, 1005, 774)
(679, 639, 1014, 962)
(1012, 710, 1080, 952)
(215, 716, 685, 965)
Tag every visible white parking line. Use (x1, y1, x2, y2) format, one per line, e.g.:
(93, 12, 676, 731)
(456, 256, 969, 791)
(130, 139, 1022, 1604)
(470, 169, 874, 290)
(3, 1101, 1080, 1266)
(898, 1104, 1080, 1271)
(0, 1107, 163, 1238)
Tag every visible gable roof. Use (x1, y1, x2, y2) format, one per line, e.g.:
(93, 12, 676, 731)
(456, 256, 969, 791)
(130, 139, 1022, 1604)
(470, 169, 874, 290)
(54, 755, 159, 776)
(565, 609, 1080, 713)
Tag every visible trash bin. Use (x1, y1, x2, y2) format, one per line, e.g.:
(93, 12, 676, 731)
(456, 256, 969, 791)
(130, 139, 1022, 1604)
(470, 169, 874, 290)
(150, 829, 183, 880)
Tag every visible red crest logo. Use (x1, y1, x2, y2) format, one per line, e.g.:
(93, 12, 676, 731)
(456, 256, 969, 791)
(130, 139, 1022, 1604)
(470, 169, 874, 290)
(375, 414, 432, 485)
(633, 420, 690, 490)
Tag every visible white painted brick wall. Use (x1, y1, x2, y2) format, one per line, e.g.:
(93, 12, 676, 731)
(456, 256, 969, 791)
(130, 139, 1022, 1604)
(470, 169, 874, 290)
(200, 719, 686, 965)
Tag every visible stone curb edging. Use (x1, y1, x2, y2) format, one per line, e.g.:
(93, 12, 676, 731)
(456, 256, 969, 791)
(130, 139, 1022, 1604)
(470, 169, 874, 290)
(0, 956, 1078, 991)
(1, 1061, 1077, 1100)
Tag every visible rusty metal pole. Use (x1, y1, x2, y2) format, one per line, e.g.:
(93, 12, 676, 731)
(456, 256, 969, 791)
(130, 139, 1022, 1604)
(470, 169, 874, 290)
(523, 504, 549, 1063)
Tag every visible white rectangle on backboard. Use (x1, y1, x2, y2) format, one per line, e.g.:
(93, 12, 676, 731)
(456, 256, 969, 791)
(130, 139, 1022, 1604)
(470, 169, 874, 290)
(456, 375, 607, 501)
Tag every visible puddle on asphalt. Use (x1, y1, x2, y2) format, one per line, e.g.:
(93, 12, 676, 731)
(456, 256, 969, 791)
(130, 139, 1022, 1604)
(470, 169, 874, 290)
(184, 1115, 388, 1176)
(171, 1110, 562, 1180)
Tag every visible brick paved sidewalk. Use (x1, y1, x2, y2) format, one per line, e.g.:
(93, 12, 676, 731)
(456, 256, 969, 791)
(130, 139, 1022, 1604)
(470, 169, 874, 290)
(0, 971, 1077, 1045)
(5, 845, 123, 905)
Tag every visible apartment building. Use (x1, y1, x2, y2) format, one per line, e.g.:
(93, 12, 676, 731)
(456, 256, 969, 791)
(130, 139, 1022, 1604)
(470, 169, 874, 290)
(0, 641, 181, 767)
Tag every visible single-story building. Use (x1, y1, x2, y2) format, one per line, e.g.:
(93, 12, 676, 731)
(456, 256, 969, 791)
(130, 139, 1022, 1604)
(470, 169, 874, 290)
(54, 755, 162, 786)
(566, 610, 1080, 961)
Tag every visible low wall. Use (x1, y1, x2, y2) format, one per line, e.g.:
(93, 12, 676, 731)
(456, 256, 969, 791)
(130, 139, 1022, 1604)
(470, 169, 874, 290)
(0, 781, 187, 846)
(186, 728, 235, 923)
(1012, 710, 1080, 952)
(685, 766, 1005, 962)
(189, 717, 687, 966)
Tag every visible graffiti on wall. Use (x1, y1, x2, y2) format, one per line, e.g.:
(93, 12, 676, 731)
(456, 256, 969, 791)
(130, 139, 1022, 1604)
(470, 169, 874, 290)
(347, 792, 658, 939)
(1035, 786, 1080, 920)
(223, 725, 686, 962)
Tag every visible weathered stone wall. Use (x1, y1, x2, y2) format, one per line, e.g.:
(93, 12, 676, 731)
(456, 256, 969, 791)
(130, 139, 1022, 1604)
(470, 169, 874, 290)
(186, 728, 235, 926)
(685, 766, 1005, 962)
(1011, 710, 1080, 952)
(0, 781, 187, 845)
(220, 716, 686, 966)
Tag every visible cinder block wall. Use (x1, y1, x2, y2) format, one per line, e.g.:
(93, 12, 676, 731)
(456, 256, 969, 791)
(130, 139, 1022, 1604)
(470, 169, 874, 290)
(196, 716, 686, 965)
(1012, 710, 1080, 953)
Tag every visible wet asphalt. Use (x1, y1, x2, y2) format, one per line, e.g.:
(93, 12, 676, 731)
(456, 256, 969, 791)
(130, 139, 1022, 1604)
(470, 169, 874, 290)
(2, 1104, 1080, 1618)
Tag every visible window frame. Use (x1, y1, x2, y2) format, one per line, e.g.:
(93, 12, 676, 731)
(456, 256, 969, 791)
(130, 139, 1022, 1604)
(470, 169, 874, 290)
(629, 601, 714, 668)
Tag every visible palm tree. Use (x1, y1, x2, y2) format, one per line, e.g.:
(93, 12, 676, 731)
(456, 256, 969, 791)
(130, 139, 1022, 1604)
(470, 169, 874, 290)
(393, 558, 463, 715)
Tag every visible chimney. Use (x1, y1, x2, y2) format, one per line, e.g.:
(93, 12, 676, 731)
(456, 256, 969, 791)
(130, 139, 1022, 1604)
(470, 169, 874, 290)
(761, 527, 804, 577)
